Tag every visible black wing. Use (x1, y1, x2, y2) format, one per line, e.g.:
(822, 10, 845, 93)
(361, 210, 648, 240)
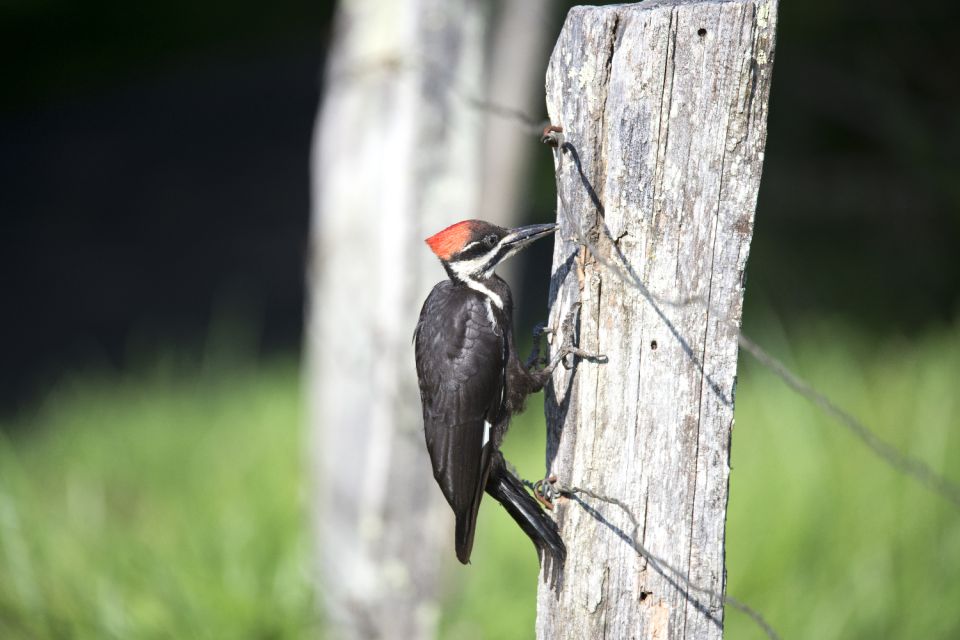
(414, 282, 505, 563)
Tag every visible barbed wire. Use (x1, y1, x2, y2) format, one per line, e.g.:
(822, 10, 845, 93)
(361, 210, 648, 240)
(328, 52, 549, 136)
(736, 333, 960, 508)
(460, 94, 549, 134)
(515, 124, 958, 640)
(564, 482, 783, 640)
(543, 127, 960, 512)
(503, 465, 782, 640)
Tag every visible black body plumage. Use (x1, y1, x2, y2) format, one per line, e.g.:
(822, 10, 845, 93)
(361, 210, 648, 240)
(414, 220, 565, 589)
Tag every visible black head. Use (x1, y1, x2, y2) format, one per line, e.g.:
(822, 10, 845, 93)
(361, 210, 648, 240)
(425, 219, 557, 280)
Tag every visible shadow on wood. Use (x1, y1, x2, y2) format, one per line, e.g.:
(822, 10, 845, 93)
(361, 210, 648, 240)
(536, 1, 778, 638)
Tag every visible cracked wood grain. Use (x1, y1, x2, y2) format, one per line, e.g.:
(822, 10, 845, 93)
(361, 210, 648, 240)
(536, 2, 777, 639)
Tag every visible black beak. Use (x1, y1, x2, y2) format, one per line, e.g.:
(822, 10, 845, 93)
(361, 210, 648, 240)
(502, 223, 557, 250)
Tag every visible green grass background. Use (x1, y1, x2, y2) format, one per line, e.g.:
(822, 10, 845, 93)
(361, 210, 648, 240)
(1, 321, 958, 638)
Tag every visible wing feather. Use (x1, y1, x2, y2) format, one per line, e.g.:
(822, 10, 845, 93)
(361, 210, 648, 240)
(414, 282, 505, 563)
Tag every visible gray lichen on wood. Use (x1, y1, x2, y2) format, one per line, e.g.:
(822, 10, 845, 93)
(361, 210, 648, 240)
(536, 1, 777, 638)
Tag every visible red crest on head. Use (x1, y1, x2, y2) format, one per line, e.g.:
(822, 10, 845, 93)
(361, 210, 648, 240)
(425, 220, 477, 260)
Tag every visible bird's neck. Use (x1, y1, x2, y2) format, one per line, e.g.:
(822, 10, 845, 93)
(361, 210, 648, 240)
(448, 270, 505, 310)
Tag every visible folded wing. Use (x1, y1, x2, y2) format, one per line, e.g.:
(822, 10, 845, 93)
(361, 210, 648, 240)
(414, 283, 505, 563)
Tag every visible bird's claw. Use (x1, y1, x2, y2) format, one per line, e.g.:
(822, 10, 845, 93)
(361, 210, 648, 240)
(551, 303, 607, 371)
(531, 322, 553, 340)
(526, 322, 552, 370)
(559, 345, 609, 369)
(528, 303, 607, 374)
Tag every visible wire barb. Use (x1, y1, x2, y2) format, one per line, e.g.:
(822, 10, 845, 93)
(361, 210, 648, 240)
(541, 124, 565, 148)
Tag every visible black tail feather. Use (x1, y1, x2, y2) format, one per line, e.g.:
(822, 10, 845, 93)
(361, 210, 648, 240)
(485, 453, 566, 592)
(454, 512, 477, 565)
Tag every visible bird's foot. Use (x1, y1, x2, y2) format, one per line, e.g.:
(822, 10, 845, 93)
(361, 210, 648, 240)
(542, 304, 608, 375)
(525, 321, 554, 370)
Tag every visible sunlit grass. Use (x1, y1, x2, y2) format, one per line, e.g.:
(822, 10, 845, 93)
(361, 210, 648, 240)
(725, 320, 960, 640)
(0, 357, 315, 638)
(0, 321, 958, 638)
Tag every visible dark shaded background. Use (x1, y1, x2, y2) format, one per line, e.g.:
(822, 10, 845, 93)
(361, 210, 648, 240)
(1, 0, 335, 411)
(2, 0, 958, 414)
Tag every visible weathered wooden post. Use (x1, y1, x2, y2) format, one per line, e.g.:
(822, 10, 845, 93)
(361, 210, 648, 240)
(536, 1, 777, 638)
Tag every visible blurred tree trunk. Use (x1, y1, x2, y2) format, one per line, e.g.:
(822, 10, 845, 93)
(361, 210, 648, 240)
(537, 1, 777, 638)
(305, 0, 488, 638)
(477, 0, 554, 295)
(478, 0, 552, 225)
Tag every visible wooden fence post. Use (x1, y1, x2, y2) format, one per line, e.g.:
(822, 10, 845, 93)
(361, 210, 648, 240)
(536, 1, 778, 638)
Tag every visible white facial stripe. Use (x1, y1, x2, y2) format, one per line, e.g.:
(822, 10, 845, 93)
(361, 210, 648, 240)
(449, 256, 487, 278)
(463, 277, 503, 309)
(449, 239, 516, 308)
(450, 244, 501, 279)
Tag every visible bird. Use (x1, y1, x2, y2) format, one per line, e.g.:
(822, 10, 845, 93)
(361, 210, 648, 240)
(413, 218, 577, 591)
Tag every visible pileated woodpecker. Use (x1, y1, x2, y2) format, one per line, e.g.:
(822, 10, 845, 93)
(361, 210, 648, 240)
(414, 219, 569, 589)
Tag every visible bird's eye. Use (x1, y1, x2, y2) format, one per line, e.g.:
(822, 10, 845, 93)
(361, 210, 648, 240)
(484, 234, 498, 248)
